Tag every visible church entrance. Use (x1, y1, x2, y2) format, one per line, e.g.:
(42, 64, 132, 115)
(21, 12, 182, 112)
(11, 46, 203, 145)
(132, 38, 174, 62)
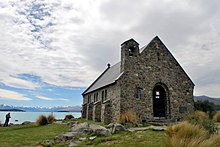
(153, 85, 166, 117)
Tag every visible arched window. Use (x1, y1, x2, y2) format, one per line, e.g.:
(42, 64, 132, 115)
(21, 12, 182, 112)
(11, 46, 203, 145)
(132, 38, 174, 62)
(129, 47, 135, 56)
(136, 87, 142, 98)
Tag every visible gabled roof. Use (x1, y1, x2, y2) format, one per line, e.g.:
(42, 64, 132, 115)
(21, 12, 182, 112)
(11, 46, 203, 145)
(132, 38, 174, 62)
(82, 36, 194, 95)
(82, 62, 122, 95)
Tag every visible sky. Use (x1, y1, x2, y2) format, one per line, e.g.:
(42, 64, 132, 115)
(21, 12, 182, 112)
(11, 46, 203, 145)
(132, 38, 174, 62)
(0, 0, 220, 107)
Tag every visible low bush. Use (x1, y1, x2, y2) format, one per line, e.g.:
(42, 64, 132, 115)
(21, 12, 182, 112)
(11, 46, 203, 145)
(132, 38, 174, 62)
(213, 111, 220, 122)
(47, 114, 56, 124)
(64, 114, 74, 120)
(118, 110, 137, 125)
(36, 115, 48, 126)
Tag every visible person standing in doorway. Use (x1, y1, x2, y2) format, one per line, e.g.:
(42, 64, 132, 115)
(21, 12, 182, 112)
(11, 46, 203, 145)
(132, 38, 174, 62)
(3, 113, 11, 127)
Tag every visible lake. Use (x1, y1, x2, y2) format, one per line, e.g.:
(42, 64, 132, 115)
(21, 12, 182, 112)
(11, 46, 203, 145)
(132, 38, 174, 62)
(0, 111, 81, 125)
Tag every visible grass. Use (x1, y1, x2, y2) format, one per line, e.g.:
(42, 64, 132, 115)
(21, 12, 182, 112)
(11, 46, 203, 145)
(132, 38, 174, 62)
(0, 123, 70, 147)
(164, 121, 220, 147)
(78, 130, 165, 147)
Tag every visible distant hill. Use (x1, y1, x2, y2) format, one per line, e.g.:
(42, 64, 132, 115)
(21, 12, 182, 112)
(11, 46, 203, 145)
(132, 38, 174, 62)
(194, 95, 220, 105)
(0, 108, 25, 112)
(0, 104, 81, 112)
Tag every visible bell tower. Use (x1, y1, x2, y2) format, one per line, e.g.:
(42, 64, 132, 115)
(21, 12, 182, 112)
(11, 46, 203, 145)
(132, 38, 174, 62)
(120, 38, 139, 72)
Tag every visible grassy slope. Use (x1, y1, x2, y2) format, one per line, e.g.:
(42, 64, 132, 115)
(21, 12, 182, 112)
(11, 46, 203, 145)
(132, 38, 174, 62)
(0, 123, 69, 147)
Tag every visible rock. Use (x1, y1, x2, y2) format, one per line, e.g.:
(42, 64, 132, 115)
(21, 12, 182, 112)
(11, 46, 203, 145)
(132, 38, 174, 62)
(69, 140, 81, 147)
(42, 140, 55, 147)
(152, 126, 166, 131)
(89, 136, 96, 140)
(69, 122, 111, 136)
(106, 123, 114, 128)
(22, 121, 31, 125)
(55, 132, 76, 142)
(67, 121, 78, 126)
(112, 123, 126, 133)
(64, 115, 74, 120)
(89, 124, 111, 136)
(79, 137, 87, 141)
(69, 122, 93, 135)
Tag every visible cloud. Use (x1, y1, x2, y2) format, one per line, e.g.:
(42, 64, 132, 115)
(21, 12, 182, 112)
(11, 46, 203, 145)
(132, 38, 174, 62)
(36, 95, 69, 101)
(0, 88, 32, 101)
(0, 0, 220, 97)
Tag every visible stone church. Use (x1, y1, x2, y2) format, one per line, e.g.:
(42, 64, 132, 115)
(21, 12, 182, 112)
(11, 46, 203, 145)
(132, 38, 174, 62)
(82, 36, 194, 124)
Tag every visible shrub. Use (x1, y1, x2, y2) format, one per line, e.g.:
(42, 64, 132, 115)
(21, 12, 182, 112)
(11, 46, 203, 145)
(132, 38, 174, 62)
(213, 111, 220, 122)
(118, 110, 137, 125)
(184, 112, 217, 134)
(47, 114, 56, 124)
(36, 115, 48, 126)
(64, 114, 74, 120)
(194, 100, 215, 118)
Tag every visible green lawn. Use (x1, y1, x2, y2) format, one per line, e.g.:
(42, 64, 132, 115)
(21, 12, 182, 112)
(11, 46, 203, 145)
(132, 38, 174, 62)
(78, 130, 166, 147)
(0, 123, 166, 147)
(0, 123, 69, 147)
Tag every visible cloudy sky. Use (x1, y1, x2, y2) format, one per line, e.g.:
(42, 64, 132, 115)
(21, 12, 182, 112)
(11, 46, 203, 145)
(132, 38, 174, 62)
(0, 0, 220, 107)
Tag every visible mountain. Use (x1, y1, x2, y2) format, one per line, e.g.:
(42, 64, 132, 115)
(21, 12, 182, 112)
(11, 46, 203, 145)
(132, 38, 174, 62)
(0, 104, 81, 112)
(194, 95, 220, 105)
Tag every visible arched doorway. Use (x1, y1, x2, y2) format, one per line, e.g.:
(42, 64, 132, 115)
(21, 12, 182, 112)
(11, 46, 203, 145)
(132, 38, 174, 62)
(153, 85, 166, 117)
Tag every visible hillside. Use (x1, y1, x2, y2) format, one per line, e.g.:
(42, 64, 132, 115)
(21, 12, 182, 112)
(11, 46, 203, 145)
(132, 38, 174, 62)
(194, 95, 220, 105)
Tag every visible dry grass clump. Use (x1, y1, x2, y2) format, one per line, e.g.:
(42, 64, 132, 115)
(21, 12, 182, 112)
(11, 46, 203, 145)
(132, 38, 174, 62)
(195, 110, 208, 119)
(36, 115, 48, 126)
(118, 110, 137, 124)
(47, 114, 56, 124)
(164, 121, 220, 147)
(213, 111, 220, 122)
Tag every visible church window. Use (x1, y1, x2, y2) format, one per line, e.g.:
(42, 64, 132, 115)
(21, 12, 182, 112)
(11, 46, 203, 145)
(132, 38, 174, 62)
(128, 47, 135, 56)
(136, 87, 142, 98)
(94, 92, 99, 102)
(104, 90, 107, 100)
(101, 91, 104, 103)
(88, 95, 91, 103)
(155, 91, 160, 99)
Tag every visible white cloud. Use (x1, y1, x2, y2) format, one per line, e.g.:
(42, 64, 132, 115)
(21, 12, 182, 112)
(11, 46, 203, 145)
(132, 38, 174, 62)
(0, 0, 220, 97)
(0, 88, 32, 101)
(36, 95, 69, 101)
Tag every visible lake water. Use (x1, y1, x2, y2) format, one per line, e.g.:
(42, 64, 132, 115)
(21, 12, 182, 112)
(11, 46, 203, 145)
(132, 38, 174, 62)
(0, 111, 81, 125)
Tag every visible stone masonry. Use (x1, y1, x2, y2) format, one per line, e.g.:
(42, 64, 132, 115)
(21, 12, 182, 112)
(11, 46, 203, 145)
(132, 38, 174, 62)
(82, 36, 194, 124)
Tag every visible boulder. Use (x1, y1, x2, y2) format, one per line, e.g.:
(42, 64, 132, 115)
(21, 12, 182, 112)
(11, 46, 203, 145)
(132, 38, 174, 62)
(69, 140, 81, 147)
(89, 124, 111, 136)
(69, 122, 111, 137)
(111, 123, 126, 133)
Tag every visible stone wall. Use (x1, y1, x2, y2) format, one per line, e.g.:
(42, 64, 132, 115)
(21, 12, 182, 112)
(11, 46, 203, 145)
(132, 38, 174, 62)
(82, 83, 121, 124)
(119, 37, 194, 122)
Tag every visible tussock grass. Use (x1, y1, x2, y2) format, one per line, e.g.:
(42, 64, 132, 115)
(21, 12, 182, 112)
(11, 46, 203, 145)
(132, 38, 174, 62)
(195, 110, 208, 119)
(184, 111, 217, 134)
(213, 111, 220, 122)
(47, 114, 56, 124)
(164, 121, 220, 147)
(118, 110, 137, 124)
(35, 115, 48, 126)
